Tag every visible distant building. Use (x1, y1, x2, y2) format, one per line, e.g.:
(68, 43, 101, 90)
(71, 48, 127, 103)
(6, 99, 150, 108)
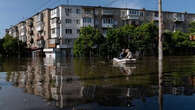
(5, 5, 195, 57)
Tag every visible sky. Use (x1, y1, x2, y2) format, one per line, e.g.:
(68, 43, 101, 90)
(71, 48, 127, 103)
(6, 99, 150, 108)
(0, 0, 195, 38)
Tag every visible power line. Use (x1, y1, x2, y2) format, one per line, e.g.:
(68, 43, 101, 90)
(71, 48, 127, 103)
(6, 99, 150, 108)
(34, 0, 53, 13)
(105, 0, 119, 7)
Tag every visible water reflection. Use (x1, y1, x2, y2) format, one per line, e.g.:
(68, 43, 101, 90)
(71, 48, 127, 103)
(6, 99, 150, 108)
(158, 59, 163, 110)
(1, 56, 195, 110)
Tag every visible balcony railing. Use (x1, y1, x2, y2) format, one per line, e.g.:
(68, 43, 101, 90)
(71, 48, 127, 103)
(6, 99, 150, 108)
(127, 15, 139, 20)
(173, 13, 185, 22)
(153, 16, 159, 21)
(36, 22, 44, 31)
(50, 18, 60, 28)
(102, 23, 114, 28)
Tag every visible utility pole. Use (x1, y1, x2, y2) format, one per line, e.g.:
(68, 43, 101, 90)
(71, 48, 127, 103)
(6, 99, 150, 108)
(158, 0, 163, 61)
(158, 1, 163, 110)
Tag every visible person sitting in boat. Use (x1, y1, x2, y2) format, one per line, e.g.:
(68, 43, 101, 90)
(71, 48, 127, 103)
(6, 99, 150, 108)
(125, 49, 133, 59)
(119, 49, 126, 59)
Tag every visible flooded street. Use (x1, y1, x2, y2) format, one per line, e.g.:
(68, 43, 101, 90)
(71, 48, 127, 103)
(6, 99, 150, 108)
(0, 56, 195, 110)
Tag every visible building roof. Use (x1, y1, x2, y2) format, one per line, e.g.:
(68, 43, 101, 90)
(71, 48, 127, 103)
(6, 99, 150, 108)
(7, 4, 195, 30)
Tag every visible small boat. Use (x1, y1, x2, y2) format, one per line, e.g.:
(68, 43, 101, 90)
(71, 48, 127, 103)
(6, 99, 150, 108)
(113, 58, 136, 64)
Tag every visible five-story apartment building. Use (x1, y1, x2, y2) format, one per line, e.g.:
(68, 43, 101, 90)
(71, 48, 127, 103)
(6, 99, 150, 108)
(6, 5, 195, 57)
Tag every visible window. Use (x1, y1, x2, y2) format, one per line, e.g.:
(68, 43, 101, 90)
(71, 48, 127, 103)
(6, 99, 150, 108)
(140, 11, 144, 16)
(103, 18, 114, 24)
(84, 10, 92, 14)
(65, 29, 72, 34)
(51, 29, 55, 34)
(76, 9, 81, 14)
(177, 13, 183, 18)
(154, 12, 158, 17)
(95, 19, 99, 25)
(65, 19, 72, 24)
(77, 29, 80, 34)
(76, 19, 80, 24)
(51, 9, 57, 15)
(65, 8, 72, 16)
(129, 10, 139, 15)
(83, 17, 92, 23)
(37, 13, 43, 22)
(121, 11, 126, 16)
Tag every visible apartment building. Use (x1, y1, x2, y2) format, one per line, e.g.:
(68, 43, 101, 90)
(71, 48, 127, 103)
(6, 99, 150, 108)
(17, 21, 27, 42)
(32, 9, 51, 50)
(6, 26, 18, 38)
(6, 5, 195, 57)
(44, 5, 123, 58)
(26, 18, 34, 48)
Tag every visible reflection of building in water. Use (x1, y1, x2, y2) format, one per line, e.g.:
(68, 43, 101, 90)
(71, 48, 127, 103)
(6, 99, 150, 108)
(6, 58, 195, 109)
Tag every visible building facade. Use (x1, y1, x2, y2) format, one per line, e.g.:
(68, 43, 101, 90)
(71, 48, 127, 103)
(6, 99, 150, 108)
(6, 5, 195, 57)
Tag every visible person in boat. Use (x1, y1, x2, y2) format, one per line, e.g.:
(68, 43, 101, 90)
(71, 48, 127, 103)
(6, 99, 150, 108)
(119, 49, 126, 59)
(125, 49, 133, 59)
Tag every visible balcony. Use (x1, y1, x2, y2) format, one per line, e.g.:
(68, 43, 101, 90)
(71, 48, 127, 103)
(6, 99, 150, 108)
(51, 8, 59, 19)
(102, 18, 116, 28)
(153, 16, 159, 21)
(81, 17, 94, 27)
(127, 15, 139, 20)
(102, 23, 114, 28)
(173, 13, 184, 22)
(36, 22, 44, 31)
(19, 36, 27, 42)
(28, 30, 33, 35)
(36, 13, 43, 22)
(50, 18, 60, 29)
(27, 19, 33, 27)
(20, 31, 25, 36)
(51, 28, 60, 38)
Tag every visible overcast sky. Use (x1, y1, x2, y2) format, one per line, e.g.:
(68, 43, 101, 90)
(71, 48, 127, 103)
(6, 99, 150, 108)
(1, 0, 195, 38)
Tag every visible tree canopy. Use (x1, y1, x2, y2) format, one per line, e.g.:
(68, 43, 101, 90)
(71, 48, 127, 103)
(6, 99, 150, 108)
(0, 34, 27, 56)
(73, 26, 104, 57)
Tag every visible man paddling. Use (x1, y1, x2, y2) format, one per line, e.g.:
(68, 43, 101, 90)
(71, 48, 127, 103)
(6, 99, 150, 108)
(119, 49, 126, 59)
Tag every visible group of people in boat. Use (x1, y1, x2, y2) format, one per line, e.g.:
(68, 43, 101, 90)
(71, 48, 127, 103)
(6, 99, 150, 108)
(119, 49, 133, 59)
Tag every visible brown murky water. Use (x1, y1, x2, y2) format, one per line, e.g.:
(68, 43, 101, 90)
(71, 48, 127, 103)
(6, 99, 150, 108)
(0, 56, 195, 110)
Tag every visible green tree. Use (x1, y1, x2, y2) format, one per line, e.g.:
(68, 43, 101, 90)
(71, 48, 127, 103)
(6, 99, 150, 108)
(105, 25, 136, 57)
(3, 34, 18, 56)
(73, 26, 104, 57)
(189, 21, 195, 33)
(163, 30, 193, 55)
(134, 22, 158, 55)
(0, 38, 4, 56)
(172, 31, 192, 48)
(2, 34, 27, 56)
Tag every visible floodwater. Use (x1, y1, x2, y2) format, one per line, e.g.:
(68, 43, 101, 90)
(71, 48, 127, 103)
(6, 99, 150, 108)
(0, 56, 195, 110)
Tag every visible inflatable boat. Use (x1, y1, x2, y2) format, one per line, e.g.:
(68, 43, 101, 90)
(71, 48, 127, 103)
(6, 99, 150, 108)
(113, 58, 136, 64)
